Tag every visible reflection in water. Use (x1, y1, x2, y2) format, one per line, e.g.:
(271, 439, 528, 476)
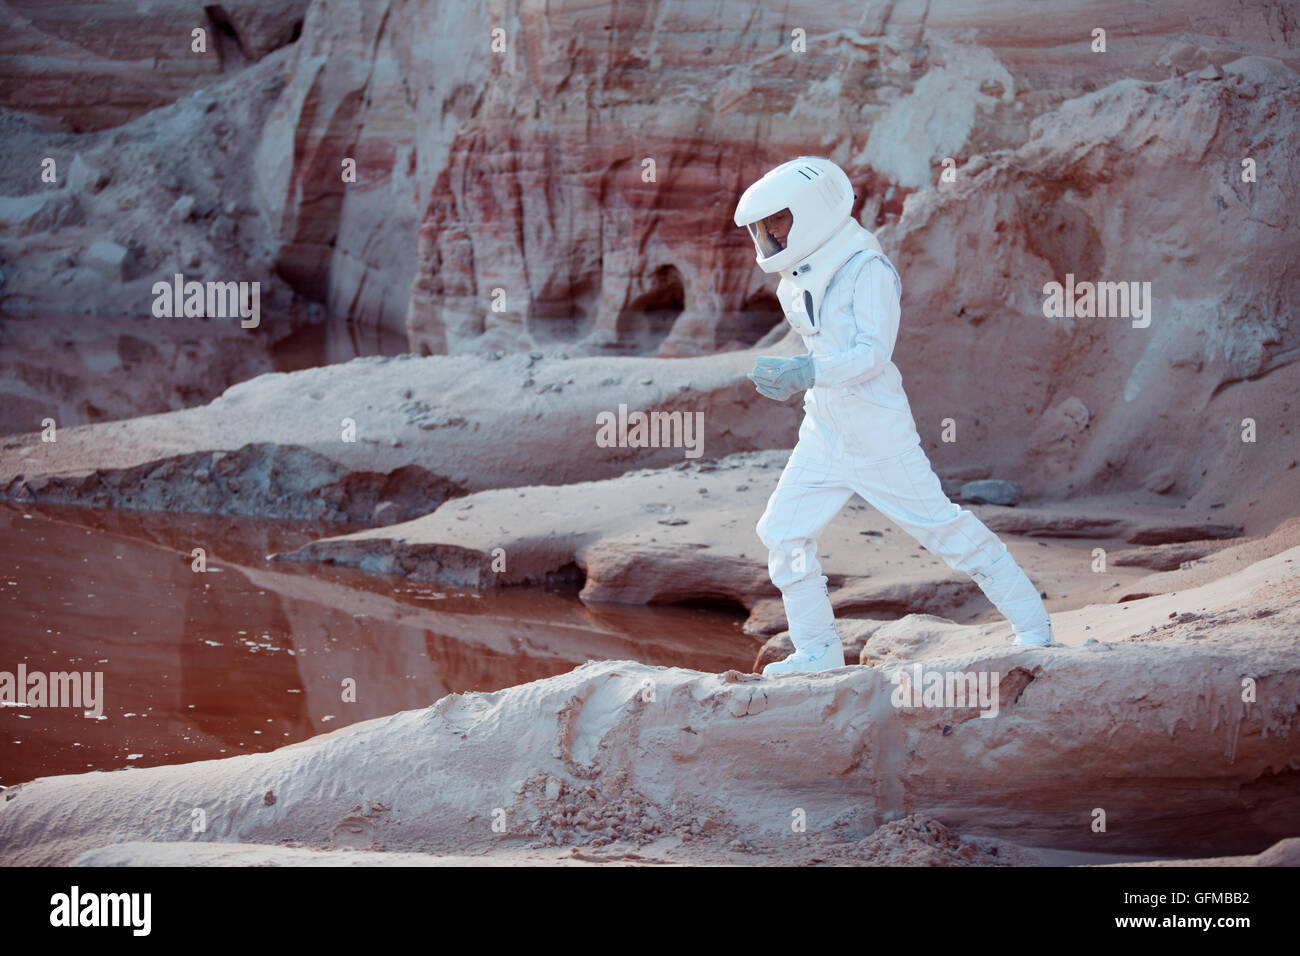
(0, 503, 755, 786)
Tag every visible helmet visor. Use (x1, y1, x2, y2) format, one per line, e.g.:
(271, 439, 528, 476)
(745, 207, 794, 259)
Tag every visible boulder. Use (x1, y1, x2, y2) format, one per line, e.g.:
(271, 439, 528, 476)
(3, 578, 1296, 864)
(960, 479, 1023, 506)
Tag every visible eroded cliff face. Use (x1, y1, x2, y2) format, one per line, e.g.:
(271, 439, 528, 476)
(2, 0, 1297, 505)
(395, 1, 1297, 361)
(257, 0, 1298, 500)
(0, 0, 318, 431)
(880, 60, 1300, 500)
(0, 0, 310, 131)
(239, 0, 1299, 353)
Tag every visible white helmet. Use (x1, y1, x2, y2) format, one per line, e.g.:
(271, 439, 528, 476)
(734, 156, 855, 274)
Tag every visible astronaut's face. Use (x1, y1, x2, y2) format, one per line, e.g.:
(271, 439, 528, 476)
(746, 207, 794, 258)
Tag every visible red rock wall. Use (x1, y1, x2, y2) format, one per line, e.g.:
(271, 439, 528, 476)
(2, 0, 1297, 504)
(0, 0, 309, 130)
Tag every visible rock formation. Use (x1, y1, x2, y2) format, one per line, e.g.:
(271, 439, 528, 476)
(3, 1, 1297, 515)
(2, 542, 1296, 865)
(0, 349, 801, 521)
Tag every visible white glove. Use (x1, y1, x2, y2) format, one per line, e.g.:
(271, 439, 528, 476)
(748, 353, 815, 401)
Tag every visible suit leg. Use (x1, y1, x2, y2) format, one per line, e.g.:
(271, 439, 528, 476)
(756, 441, 855, 650)
(847, 443, 1050, 640)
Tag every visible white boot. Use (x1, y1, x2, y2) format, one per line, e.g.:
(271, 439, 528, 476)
(763, 635, 846, 676)
(763, 578, 847, 675)
(1011, 618, 1053, 646)
(971, 551, 1055, 647)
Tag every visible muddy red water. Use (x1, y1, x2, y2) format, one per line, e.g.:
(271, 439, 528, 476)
(0, 502, 755, 787)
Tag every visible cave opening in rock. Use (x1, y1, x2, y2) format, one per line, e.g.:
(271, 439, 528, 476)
(539, 561, 586, 592)
(614, 264, 684, 354)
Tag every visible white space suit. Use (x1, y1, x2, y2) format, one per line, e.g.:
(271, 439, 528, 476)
(735, 157, 1053, 675)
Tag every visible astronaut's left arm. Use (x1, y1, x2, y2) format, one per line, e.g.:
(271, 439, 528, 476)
(810, 256, 901, 388)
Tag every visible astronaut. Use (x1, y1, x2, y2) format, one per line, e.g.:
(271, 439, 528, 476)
(734, 157, 1054, 676)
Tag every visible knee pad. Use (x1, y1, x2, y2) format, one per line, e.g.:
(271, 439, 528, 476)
(941, 516, 1007, 577)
